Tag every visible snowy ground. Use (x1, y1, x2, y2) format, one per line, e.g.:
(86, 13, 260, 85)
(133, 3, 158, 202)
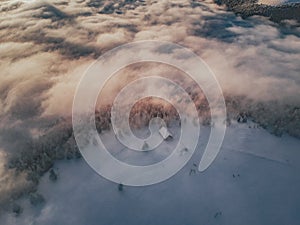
(1, 121, 300, 225)
(258, 0, 300, 5)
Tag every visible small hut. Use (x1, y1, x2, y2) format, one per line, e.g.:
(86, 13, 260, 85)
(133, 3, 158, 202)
(159, 126, 173, 141)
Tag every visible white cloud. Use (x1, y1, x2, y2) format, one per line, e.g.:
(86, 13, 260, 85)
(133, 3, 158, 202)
(0, 0, 300, 212)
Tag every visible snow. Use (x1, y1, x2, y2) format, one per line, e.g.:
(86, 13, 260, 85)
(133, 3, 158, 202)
(1, 122, 300, 225)
(258, 0, 300, 5)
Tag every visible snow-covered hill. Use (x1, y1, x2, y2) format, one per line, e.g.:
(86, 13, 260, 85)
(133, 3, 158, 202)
(1, 122, 300, 225)
(215, 0, 300, 22)
(258, 0, 300, 5)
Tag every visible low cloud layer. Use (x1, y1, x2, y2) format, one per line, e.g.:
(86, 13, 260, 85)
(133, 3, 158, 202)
(0, 0, 300, 213)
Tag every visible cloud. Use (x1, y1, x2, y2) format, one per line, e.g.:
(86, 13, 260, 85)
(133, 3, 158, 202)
(0, 0, 300, 212)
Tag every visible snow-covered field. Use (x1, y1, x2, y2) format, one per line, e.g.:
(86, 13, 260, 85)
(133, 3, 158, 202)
(1, 121, 300, 225)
